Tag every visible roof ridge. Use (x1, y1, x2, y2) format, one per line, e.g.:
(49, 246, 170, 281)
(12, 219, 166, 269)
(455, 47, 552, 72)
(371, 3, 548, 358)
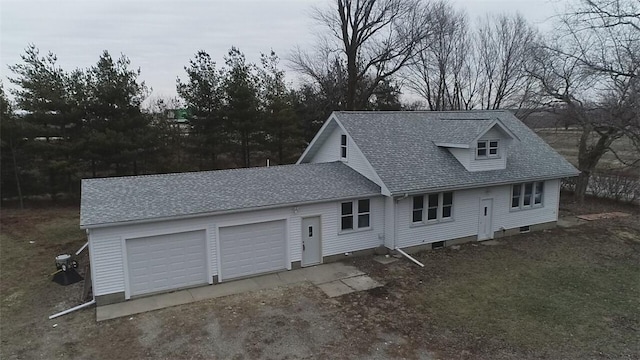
(335, 110, 511, 114)
(82, 161, 339, 182)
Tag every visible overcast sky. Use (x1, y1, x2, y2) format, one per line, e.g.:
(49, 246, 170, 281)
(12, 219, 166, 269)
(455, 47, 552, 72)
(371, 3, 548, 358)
(1, 0, 562, 102)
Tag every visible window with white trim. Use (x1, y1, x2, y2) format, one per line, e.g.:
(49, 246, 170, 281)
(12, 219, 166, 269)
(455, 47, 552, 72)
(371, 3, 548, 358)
(477, 140, 499, 159)
(511, 181, 544, 209)
(412, 192, 453, 223)
(341, 199, 370, 231)
(340, 134, 347, 159)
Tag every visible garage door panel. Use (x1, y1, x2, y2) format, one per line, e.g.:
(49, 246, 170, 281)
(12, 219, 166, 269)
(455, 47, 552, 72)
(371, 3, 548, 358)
(219, 220, 286, 280)
(126, 230, 208, 297)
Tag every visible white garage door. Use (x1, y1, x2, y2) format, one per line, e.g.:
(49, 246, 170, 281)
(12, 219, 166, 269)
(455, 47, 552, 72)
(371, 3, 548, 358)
(126, 230, 208, 297)
(219, 220, 286, 280)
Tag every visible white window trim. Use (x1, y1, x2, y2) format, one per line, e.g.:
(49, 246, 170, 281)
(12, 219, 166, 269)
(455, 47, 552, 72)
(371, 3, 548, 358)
(510, 181, 544, 211)
(411, 192, 454, 226)
(339, 198, 371, 233)
(476, 139, 500, 160)
(340, 134, 347, 160)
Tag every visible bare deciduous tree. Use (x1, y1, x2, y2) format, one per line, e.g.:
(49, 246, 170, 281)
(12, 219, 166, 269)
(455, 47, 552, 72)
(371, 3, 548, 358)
(529, 0, 639, 202)
(405, 1, 476, 110)
(476, 13, 539, 111)
(291, 0, 430, 110)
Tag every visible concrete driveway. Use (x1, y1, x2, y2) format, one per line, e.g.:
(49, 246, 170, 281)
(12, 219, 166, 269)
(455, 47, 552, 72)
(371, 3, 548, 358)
(96, 262, 381, 321)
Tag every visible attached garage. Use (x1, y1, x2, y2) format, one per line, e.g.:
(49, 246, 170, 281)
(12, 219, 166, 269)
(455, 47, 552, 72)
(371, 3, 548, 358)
(81, 162, 382, 305)
(219, 220, 287, 280)
(126, 230, 208, 297)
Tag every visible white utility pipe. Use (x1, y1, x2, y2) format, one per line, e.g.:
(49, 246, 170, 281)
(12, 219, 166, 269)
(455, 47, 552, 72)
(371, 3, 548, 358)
(75, 241, 89, 256)
(395, 247, 425, 267)
(49, 299, 95, 320)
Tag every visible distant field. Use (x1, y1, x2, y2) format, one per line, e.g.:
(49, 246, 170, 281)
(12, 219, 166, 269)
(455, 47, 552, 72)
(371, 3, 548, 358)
(536, 128, 639, 175)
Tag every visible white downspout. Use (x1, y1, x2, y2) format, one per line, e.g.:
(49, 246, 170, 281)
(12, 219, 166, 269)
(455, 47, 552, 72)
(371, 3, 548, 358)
(75, 241, 88, 255)
(395, 247, 425, 267)
(49, 300, 96, 319)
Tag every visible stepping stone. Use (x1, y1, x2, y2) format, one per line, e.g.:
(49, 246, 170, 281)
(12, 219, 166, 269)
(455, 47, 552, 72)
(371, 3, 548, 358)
(317, 280, 355, 298)
(340, 275, 382, 291)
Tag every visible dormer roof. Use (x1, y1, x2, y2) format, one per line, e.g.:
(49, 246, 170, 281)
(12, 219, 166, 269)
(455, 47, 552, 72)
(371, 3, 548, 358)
(432, 118, 520, 148)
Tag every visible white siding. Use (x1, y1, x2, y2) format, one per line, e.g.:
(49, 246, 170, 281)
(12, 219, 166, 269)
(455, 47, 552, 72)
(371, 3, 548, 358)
(89, 197, 385, 297)
(383, 197, 396, 249)
(448, 148, 470, 169)
(396, 179, 560, 248)
(89, 233, 124, 296)
(309, 125, 388, 193)
(467, 153, 506, 172)
(309, 124, 341, 163)
(446, 126, 516, 172)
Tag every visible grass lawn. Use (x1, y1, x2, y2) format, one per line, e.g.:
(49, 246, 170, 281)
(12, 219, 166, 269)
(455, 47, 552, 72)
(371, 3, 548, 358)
(1, 197, 639, 359)
(536, 128, 639, 175)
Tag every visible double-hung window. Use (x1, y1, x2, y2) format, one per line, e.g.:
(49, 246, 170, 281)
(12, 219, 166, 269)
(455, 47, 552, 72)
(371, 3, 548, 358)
(412, 196, 423, 223)
(477, 140, 499, 159)
(412, 192, 453, 223)
(340, 199, 370, 231)
(511, 181, 544, 210)
(340, 134, 347, 159)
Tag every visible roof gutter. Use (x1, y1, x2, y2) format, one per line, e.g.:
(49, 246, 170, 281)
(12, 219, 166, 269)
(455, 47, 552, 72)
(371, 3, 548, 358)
(81, 191, 383, 230)
(389, 172, 579, 198)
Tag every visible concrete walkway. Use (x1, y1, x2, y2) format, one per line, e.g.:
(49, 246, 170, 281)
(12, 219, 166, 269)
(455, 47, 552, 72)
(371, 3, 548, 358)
(96, 262, 371, 321)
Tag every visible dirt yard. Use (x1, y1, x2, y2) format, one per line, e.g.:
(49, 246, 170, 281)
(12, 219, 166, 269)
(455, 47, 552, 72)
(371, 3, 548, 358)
(1, 196, 639, 360)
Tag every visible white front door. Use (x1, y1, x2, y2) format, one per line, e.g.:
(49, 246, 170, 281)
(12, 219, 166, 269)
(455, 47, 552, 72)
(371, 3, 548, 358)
(478, 198, 494, 241)
(301, 216, 321, 266)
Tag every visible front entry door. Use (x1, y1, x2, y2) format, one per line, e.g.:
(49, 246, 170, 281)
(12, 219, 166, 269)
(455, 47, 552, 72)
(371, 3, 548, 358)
(301, 216, 321, 266)
(478, 198, 494, 241)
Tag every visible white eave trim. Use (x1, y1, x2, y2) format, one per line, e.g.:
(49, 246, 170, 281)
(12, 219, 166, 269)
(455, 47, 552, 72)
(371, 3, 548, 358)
(296, 113, 340, 164)
(434, 142, 470, 149)
(80, 191, 383, 230)
(471, 118, 521, 144)
(390, 173, 578, 198)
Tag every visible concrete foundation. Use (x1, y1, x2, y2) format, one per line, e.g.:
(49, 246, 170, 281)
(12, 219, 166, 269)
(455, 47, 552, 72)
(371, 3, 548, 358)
(321, 247, 376, 263)
(493, 221, 557, 238)
(95, 292, 125, 306)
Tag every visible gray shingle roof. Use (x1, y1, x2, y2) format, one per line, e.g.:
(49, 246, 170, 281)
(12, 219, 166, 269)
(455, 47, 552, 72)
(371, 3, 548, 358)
(333, 110, 579, 195)
(80, 162, 380, 227)
(429, 119, 495, 144)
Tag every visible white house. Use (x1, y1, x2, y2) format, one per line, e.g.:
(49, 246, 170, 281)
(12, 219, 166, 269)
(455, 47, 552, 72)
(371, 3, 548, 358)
(80, 110, 579, 305)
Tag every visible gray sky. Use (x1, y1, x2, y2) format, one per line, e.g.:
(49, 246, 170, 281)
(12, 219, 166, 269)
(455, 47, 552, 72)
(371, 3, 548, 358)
(0, 0, 562, 102)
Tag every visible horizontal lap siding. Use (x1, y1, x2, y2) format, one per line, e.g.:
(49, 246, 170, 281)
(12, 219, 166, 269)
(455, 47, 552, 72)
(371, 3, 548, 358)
(89, 196, 386, 297)
(396, 189, 478, 247)
(310, 125, 386, 190)
(468, 127, 509, 172)
(309, 197, 384, 256)
(396, 180, 560, 248)
(467, 156, 506, 172)
(89, 234, 125, 296)
(493, 179, 560, 230)
(310, 125, 341, 163)
(449, 148, 470, 169)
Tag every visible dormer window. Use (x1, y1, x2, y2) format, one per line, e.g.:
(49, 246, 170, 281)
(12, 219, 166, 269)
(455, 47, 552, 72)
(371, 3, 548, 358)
(340, 134, 347, 159)
(477, 140, 499, 159)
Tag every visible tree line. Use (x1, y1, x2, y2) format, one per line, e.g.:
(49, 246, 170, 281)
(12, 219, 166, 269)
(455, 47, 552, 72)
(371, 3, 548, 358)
(0, 44, 402, 205)
(1, 0, 637, 206)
